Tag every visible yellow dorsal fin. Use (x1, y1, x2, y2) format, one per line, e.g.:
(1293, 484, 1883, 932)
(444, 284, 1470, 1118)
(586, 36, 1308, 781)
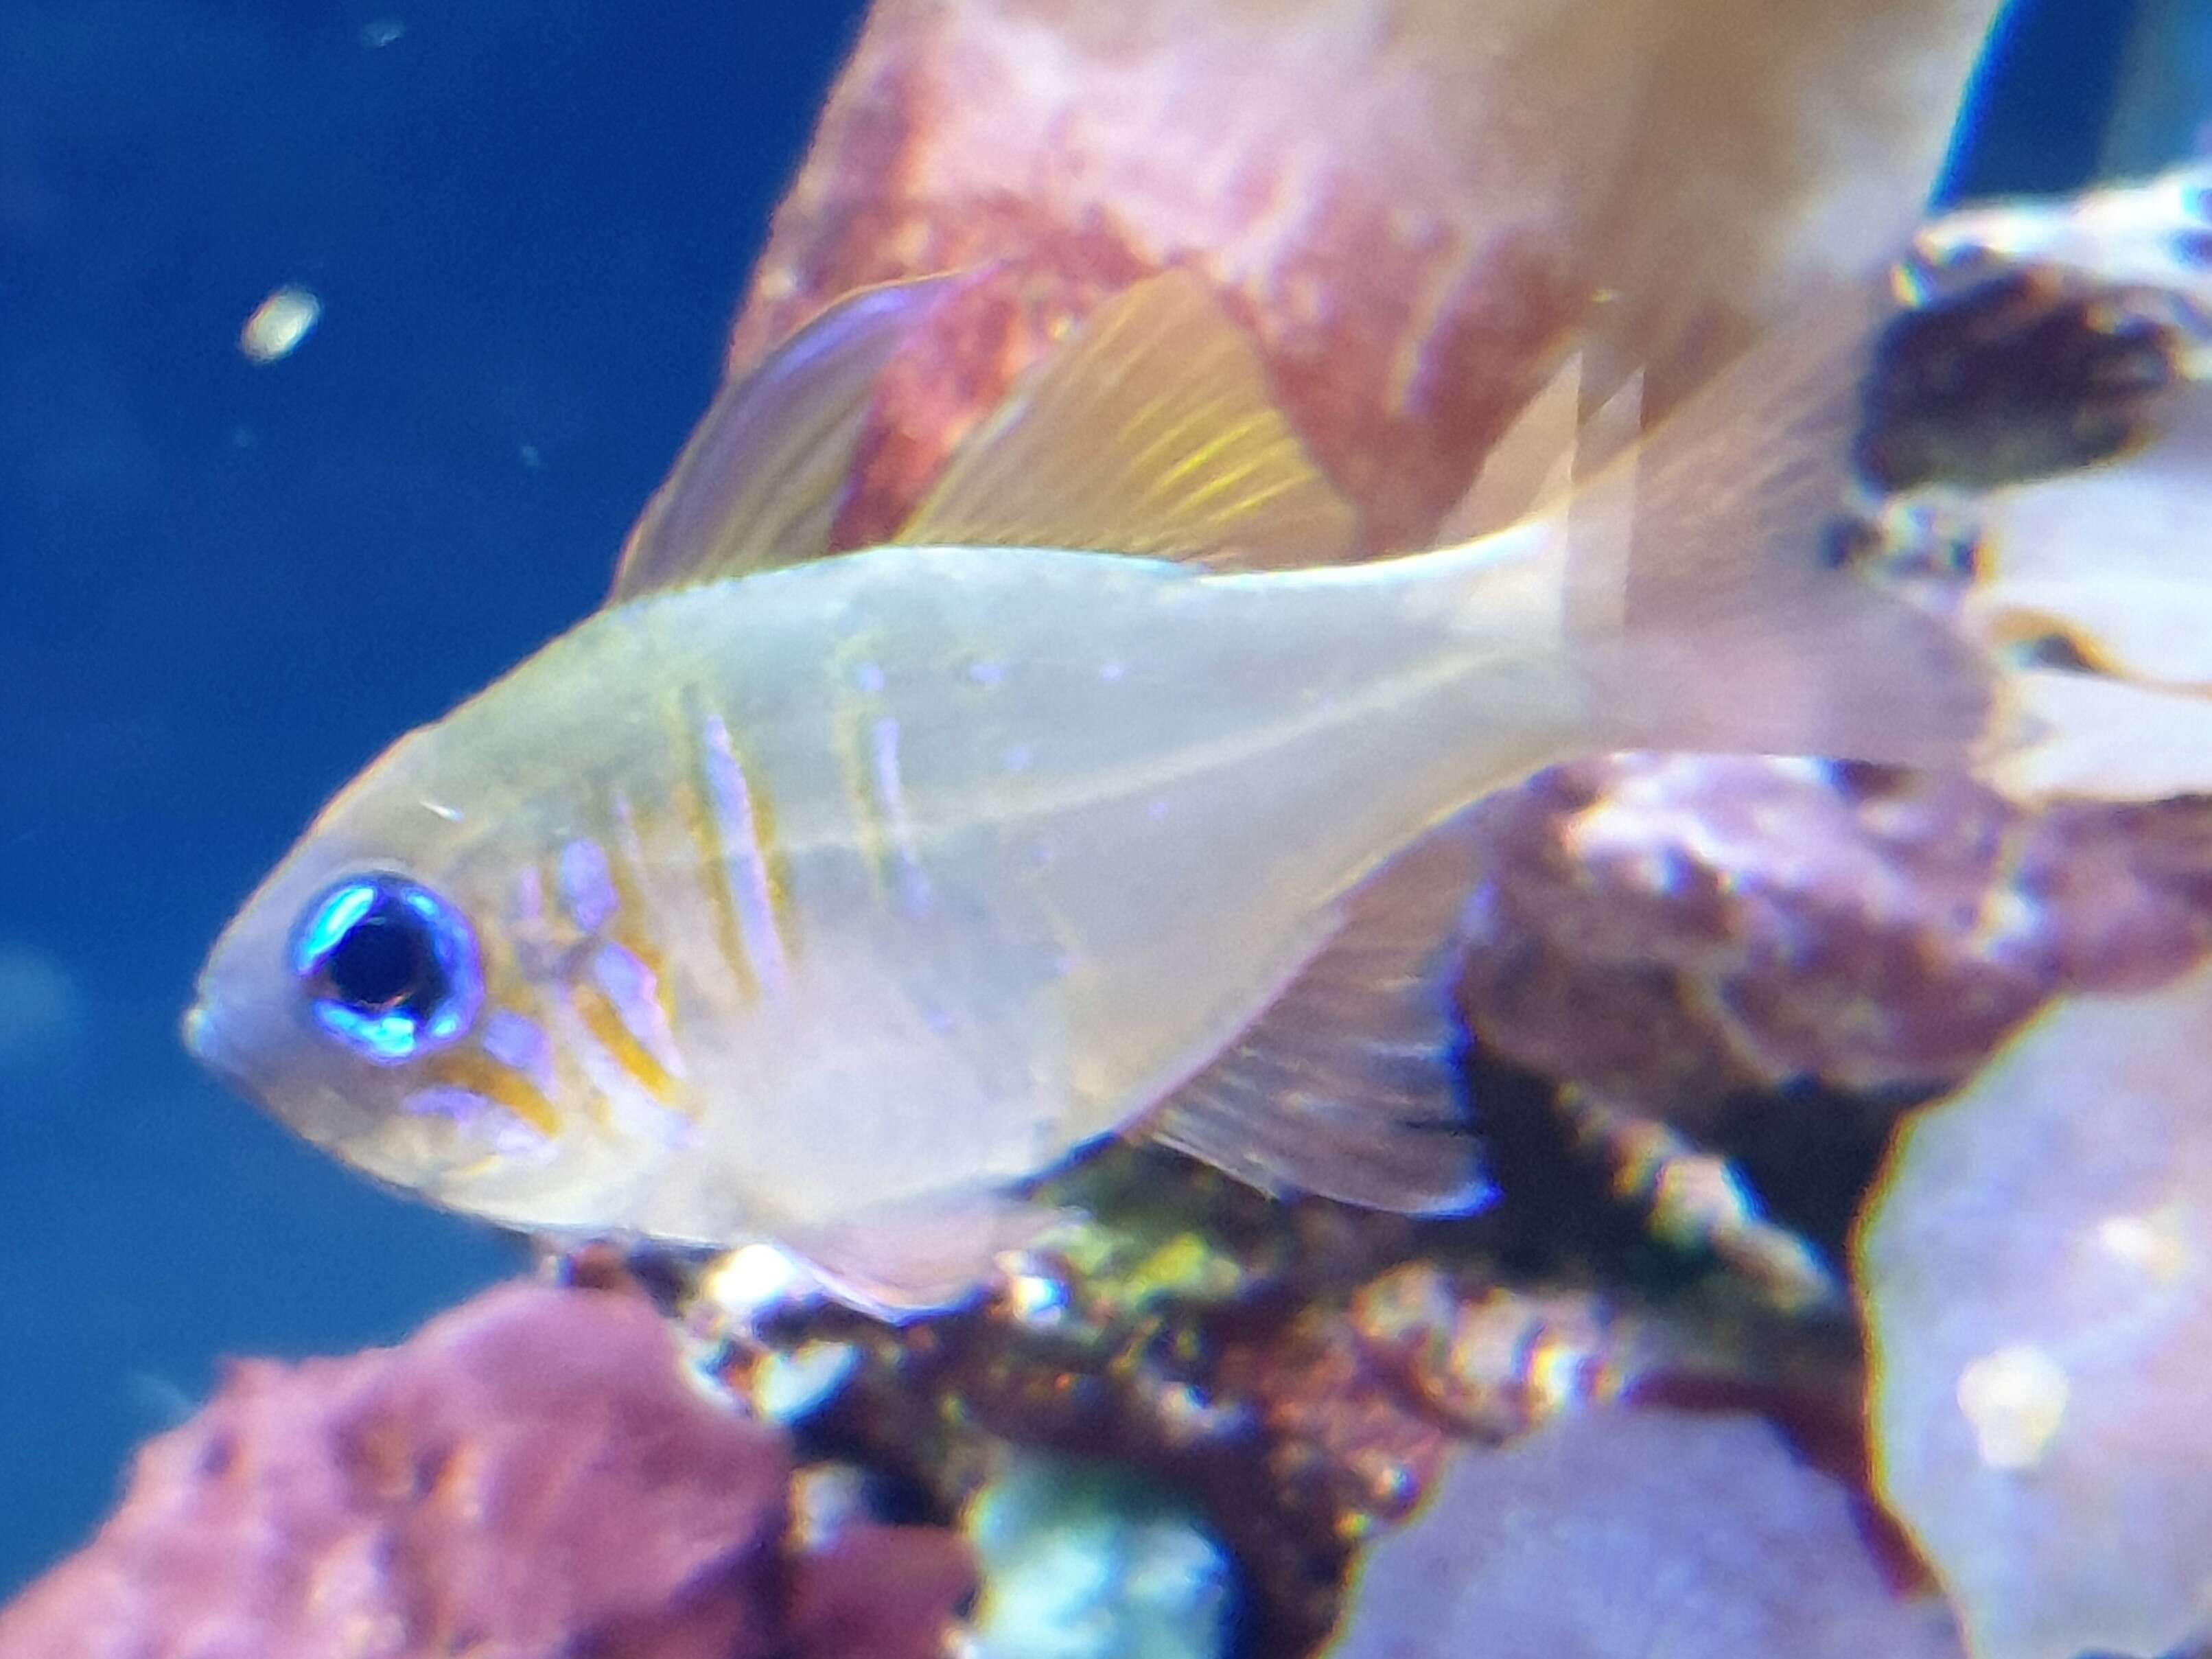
(891, 270, 1358, 569)
(606, 275, 961, 604)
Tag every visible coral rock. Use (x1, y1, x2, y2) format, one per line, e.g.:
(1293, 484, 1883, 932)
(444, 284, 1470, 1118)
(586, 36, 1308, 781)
(734, 0, 1999, 552)
(1460, 756, 2212, 1117)
(0, 1283, 970, 1659)
(1329, 1406, 1964, 1659)
(1859, 956, 2212, 1659)
(788, 1520, 982, 1659)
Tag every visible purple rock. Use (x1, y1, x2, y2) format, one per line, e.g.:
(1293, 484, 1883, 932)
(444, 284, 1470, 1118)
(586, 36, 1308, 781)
(1461, 757, 2212, 1119)
(1329, 1405, 1962, 1659)
(0, 1282, 970, 1659)
(1859, 958, 2212, 1659)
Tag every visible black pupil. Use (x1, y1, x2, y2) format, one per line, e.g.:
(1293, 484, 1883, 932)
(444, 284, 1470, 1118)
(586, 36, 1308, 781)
(323, 905, 440, 1014)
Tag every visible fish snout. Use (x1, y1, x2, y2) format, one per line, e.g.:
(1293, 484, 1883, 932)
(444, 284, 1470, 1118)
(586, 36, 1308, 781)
(181, 999, 235, 1080)
(181, 1001, 212, 1060)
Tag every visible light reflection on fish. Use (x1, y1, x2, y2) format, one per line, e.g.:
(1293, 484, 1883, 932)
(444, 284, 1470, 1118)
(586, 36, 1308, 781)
(183, 270, 1990, 1316)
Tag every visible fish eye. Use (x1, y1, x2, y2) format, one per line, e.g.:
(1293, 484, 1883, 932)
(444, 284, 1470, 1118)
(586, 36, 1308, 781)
(291, 874, 482, 1062)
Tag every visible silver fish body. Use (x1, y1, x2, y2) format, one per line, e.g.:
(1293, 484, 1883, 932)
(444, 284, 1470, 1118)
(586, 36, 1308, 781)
(189, 531, 1574, 1242)
(186, 270, 1992, 1314)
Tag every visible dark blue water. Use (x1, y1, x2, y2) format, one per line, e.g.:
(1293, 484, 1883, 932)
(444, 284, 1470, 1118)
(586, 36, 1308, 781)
(0, 0, 2197, 1601)
(0, 0, 865, 1590)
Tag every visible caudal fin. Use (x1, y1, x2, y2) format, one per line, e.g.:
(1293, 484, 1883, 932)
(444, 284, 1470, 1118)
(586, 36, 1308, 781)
(1561, 275, 1998, 769)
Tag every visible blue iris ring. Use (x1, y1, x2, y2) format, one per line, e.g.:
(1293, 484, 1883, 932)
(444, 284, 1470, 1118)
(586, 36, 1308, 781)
(291, 874, 483, 1063)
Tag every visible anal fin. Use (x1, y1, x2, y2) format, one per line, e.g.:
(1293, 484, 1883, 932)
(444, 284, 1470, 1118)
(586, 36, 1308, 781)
(1142, 811, 1493, 1216)
(784, 1192, 1071, 1323)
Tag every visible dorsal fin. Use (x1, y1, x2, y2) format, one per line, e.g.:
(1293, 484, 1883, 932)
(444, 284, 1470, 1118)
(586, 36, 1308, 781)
(891, 270, 1360, 569)
(607, 275, 961, 603)
(1141, 809, 1493, 1214)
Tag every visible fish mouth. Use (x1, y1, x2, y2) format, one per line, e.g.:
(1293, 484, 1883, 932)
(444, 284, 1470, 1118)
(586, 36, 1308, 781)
(181, 1001, 232, 1079)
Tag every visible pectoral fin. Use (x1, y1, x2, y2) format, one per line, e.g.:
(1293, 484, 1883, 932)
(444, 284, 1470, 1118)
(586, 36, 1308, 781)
(1141, 811, 1493, 1215)
(607, 275, 963, 602)
(892, 270, 1360, 568)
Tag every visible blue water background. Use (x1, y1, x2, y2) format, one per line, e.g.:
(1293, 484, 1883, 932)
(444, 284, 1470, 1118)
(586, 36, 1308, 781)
(0, 0, 865, 1590)
(0, 0, 2194, 1598)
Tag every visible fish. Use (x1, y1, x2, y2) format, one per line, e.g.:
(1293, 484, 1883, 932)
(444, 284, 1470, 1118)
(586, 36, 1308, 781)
(183, 268, 1992, 1318)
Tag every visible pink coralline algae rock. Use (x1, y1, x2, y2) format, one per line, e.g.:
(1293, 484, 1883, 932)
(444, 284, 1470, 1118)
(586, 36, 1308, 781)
(733, 0, 2000, 552)
(1460, 758, 2212, 1115)
(1460, 758, 2212, 1110)
(1328, 1405, 1964, 1659)
(0, 1283, 971, 1659)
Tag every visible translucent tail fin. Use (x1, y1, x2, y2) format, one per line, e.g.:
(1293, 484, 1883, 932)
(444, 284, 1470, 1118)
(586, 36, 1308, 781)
(1561, 277, 1996, 769)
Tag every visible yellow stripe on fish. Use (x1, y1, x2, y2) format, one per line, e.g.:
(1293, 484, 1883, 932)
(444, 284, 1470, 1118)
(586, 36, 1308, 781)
(418, 1041, 565, 1143)
(680, 688, 798, 1003)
